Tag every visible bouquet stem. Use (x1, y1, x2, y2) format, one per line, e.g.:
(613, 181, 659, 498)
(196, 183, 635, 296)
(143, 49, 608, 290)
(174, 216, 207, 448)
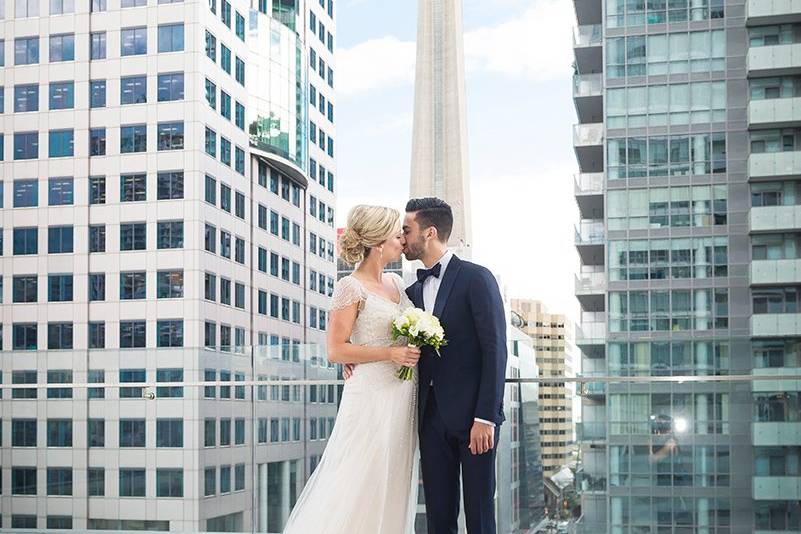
(397, 366, 414, 381)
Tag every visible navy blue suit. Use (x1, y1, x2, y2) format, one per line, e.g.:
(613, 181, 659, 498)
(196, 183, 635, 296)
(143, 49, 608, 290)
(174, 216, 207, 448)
(406, 255, 507, 534)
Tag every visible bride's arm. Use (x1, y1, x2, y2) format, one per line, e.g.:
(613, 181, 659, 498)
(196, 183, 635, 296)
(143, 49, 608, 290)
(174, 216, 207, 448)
(327, 304, 420, 366)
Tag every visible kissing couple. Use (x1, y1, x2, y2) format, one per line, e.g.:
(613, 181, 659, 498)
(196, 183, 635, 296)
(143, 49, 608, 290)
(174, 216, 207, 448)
(283, 197, 507, 533)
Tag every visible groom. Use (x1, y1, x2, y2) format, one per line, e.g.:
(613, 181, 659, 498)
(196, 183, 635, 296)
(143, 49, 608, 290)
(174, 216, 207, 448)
(403, 197, 507, 534)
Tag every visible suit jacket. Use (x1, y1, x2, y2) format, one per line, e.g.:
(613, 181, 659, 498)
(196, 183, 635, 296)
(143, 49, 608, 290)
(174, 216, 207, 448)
(406, 255, 508, 434)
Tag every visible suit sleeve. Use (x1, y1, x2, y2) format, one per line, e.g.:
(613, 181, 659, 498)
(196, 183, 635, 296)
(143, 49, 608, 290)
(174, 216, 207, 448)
(468, 266, 508, 424)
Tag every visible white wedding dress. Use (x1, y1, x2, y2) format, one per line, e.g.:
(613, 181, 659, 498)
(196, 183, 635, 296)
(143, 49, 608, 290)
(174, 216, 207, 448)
(282, 274, 419, 534)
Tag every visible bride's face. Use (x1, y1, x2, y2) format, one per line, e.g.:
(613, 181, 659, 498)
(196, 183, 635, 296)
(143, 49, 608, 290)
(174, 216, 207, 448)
(381, 229, 405, 263)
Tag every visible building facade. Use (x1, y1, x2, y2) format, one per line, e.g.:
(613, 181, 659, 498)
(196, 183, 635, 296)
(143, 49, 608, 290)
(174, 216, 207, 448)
(511, 299, 575, 477)
(0, 0, 336, 531)
(574, 0, 801, 532)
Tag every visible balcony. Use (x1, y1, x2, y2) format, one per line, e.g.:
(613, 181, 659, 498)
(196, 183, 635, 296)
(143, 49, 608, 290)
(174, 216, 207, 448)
(573, 73, 603, 123)
(748, 43, 801, 77)
(576, 422, 606, 443)
(576, 312, 606, 356)
(750, 204, 801, 232)
(753, 422, 801, 445)
(573, 24, 603, 74)
(574, 0, 602, 26)
(575, 219, 605, 265)
(573, 122, 604, 173)
(575, 271, 606, 311)
(750, 150, 801, 179)
(752, 313, 801, 337)
(752, 367, 801, 393)
(752, 259, 801, 285)
(749, 97, 801, 129)
(574, 172, 604, 219)
(747, 0, 801, 25)
(753, 476, 801, 500)
(575, 469, 607, 494)
(577, 375, 606, 399)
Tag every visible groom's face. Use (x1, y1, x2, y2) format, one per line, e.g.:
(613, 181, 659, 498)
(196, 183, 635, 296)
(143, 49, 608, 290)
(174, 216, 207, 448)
(402, 212, 426, 261)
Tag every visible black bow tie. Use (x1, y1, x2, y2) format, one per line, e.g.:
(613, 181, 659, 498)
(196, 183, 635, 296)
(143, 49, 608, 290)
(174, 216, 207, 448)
(417, 263, 442, 283)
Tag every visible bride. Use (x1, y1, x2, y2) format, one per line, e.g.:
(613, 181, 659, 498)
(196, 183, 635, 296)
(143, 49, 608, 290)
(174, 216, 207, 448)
(282, 205, 422, 534)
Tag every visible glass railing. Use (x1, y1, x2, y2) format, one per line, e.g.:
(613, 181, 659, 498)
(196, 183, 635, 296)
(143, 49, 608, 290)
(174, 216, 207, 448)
(575, 219, 605, 245)
(3, 346, 801, 532)
(573, 73, 603, 98)
(575, 271, 606, 292)
(573, 24, 602, 48)
(574, 172, 604, 194)
(572, 122, 604, 146)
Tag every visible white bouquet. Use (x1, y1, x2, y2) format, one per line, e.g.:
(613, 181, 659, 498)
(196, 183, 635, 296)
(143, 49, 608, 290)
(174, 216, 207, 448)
(391, 307, 447, 381)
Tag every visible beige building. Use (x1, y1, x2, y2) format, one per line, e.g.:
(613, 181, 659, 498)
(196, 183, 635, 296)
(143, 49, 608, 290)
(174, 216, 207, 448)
(511, 299, 575, 476)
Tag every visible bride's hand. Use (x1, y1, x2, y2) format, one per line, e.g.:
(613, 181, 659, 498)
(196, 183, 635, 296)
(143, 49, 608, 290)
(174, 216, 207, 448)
(387, 346, 421, 367)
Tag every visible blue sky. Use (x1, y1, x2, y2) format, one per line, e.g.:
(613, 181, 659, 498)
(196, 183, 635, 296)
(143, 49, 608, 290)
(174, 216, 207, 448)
(335, 0, 580, 318)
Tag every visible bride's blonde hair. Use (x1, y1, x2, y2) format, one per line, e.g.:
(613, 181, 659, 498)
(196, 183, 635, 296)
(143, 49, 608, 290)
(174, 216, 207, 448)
(339, 205, 401, 265)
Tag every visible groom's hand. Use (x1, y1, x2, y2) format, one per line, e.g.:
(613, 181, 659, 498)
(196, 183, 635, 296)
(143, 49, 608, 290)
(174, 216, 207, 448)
(469, 421, 495, 455)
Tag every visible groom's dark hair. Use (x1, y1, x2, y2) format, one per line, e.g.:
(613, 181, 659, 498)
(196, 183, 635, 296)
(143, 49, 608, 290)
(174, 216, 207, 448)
(406, 197, 453, 242)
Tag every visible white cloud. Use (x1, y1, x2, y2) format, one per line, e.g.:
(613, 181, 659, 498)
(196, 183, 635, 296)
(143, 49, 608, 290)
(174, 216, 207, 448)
(337, 0, 574, 97)
(463, 0, 575, 80)
(336, 36, 416, 96)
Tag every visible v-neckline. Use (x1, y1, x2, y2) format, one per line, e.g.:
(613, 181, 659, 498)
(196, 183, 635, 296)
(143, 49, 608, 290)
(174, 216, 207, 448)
(351, 274, 402, 306)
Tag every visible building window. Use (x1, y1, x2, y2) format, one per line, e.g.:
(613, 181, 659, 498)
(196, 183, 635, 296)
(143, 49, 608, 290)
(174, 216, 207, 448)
(205, 31, 216, 61)
(12, 419, 38, 447)
(235, 282, 245, 308)
(88, 321, 105, 348)
(12, 323, 37, 350)
(47, 418, 73, 446)
(156, 469, 183, 497)
(236, 11, 245, 39)
(220, 136, 231, 165)
(157, 270, 183, 298)
(156, 419, 183, 447)
(12, 468, 37, 495)
(204, 272, 216, 301)
(119, 469, 146, 497)
(205, 78, 216, 108)
(204, 467, 216, 496)
(119, 419, 146, 447)
(14, 84, 38, 112)
(158, 23, 184, 53)
(90, 80, 106, 107)
(49, 33, 75, 62)
(121, 27, 147, 56)
(14, 37, 39, 65)
(220, 183, 231, 211)
(89, 176, 106, 204)
(13, 275, 37, 303)
(87, 468, 105, 496)
(14, 131, 38, 159)
(13, 179, 37, 207)
(88, 225, 106, 252)
(235, 101, 245, 129)
(205, 174, 217, 205)
(48, 129, 74, 157)
(16, 0, 39, 16)
(120, 320, 146, 348)
(205, 323, 216, 348)
(157, 72, 184, 101)
(47, 226, 73, 253)
(120, 124, 147, 153)
(220, 231, 231, 258)
(235, 146, 245, 175)
(205, 127, 216, 156)
(157, 320, 183, 347)
(90, 31, 106, 59)
(235, 237, 245, 264)
(157, 171, 183, 199)
(120, 174, 146, 201)
(235, 57, 245, 84)
(120, 271, 146, 299)
(89, 128, 106, 156)
(205, 224, 216, 253)
(120, 222, 146, 250)
(120, 75, 147, 104)
(48, 176, 73, 205)
(47, 322, 73, 349)
(220, 278, 231, 305)
(221, 44, 231, 73)
(157, 220, 184, 249)
(88, 419, 105, 447)
(157, 121, 184, 150)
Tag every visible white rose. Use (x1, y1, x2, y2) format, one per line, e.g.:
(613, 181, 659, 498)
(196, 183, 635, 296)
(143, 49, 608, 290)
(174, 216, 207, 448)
(394, 316, 410, 330)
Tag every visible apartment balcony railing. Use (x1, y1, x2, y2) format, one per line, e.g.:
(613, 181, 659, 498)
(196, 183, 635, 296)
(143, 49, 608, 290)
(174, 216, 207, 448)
(573, 122, 604, 148)
(575, 271, 606, 294)
(751, 258, 801, 285)
(576, 313, 607, 352)
(573, 24, 602, 49)
(574, 172, 604, 195)
(749, 96, 801, 128)
(573, 73, 602, 99)
(575, 469, 607, 494)
(747, 0, 801, 25)
(576, 421, 607, 442)
(750, 204, 801, 233)
(577, 375, 607, 398)
(750, 150, 801, 179)
(748, 42, 801, 77)
(575, 220, 605, 245)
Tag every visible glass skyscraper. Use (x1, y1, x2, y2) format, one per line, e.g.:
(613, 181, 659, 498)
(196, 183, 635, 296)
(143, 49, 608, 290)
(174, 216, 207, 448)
(575, 0, 801, 531)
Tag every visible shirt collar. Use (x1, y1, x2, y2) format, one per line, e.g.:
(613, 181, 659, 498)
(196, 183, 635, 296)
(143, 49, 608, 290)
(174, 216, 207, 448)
(433, 250, 454, 277)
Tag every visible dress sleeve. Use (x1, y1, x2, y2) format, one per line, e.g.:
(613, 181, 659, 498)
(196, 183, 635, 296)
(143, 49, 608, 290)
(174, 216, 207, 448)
(330, 276, 366, 312)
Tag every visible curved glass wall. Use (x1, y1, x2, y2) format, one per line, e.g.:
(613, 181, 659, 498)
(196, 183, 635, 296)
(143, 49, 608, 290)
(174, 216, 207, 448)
(247, 11, 307, 171)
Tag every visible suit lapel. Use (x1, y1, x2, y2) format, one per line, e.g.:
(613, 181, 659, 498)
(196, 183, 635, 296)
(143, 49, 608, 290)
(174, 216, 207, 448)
(407, 280, 424, 309)
(433, 255, 462, 318)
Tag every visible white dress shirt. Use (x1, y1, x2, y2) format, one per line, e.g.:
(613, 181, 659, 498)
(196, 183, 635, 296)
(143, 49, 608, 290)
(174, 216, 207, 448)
(422, 251, 495, 428)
